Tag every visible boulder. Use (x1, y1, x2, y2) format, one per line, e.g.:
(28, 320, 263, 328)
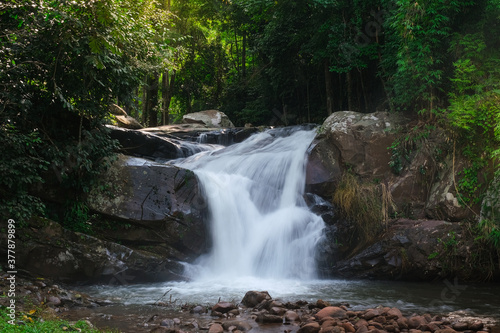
(87, 154, 208, 262)
(330, 219, 466, 280)
(0, 218, 183, 283)
(241, 290, 272, 307)
(315, 306, 347, 320)
(109, 104, 143, 129)
(307, 111, 404, 197)
(108, 126, 203, 161)
(183, 110, 235, 128)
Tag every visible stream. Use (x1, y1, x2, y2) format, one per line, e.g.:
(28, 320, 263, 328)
(66, 126, 500, 332)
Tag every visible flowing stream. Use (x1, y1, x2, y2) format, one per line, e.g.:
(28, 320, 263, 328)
(77, 127, 500, 328)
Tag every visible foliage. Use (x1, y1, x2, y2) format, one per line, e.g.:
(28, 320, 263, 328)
(0, 306, 110, 332)
(0, 0, 157, 226)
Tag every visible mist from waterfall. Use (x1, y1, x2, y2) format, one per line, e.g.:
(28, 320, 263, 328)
(174, 127, 325, 280)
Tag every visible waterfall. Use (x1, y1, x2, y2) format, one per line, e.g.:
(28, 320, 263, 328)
(174, 127, 325, 280)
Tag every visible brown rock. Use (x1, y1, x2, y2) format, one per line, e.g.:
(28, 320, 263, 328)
(209, 324, 224, 333)
(409, 317, 428, 329)
(323, 327, 346, 333)
(222, 320, 252, 332)
(374, 317, 387, 324)
(342, 322, 356, 333)
(212, 302, 237, 314)
(321, 319, 338, 329)
(316, 307, 348, 320)
(241, 291, 272, 308)
(397, 317, 409, 329)
(435, 329, 457, 333)
(355, 320, 370, 330)
(452, 323, 468, 331)
(298, 322, 321, 333)
(317, 299, 332, 309)
(285, 310, 300, 322)
(363, 310, 381, 321)
(469, 322, 484, 331)
(356, 326, 369, 333)
(270, 306, 286, 316)
(387, 308, 404, 320)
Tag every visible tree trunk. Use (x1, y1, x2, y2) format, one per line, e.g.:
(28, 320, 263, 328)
(148, 72, 159, 127)
(324, 60, 334, 116)
(347, 71, 354, 111)
(242, 32, 246, 78)
(142, 76, 149, 125)
(161, 70, 176, 125)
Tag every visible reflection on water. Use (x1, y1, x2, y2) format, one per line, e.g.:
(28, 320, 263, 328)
(78, 277, 500, 319)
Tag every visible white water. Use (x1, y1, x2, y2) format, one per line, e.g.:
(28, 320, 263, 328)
(174, 127, 325, 280)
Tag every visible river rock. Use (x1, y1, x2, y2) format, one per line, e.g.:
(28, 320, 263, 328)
(183, 110, 235, 128)
(212, 302, 237, 314)
(241, 291, 272, 307)
(87, 154, 207, 262)
(208, 323, 224, 333)
(298, 322, 321, 333)
(315, 307, 347, 320)
(222, 320, 252, 331)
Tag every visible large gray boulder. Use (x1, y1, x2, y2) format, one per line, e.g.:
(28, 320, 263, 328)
(0, 218, 184, 283)
(87, 154, 208, 262)
(306, 111, 404, 197)
(182, 110, 235, 128)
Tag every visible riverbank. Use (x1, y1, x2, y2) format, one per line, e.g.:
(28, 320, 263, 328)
(2, 273, 498, 333)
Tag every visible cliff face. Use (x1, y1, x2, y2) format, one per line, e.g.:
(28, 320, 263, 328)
(308, 111, 498, 281)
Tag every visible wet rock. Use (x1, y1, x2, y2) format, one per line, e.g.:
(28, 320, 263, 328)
(363, 309, 381, 320)
(270, 307, 287, 316)
(257, 313, 283, 324)
(161, 319, 175, 328)
(241, 291, 272, 307)
(191, 305, 207, 314)
(316, 299, 332, 309)
(342, 322, 356, 333)
(469, 322, 484, 331)
(212, 302, 237, 314)
(453, 323, 469, 331)
(208, 323, 224, 333)
(315, 307, 347, 320)
(298, 322, 321, 333)
(87, 154, 208, 263)
(409, 316, 428, 329)
(435, 329, 457, 333)
(222, 320, 252, 331)
(386, 308, 403, 320)
(285, 310, 301, 322)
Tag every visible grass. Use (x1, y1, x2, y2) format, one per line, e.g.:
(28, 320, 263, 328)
(0, 306, 115, 333)
(332, 172, 395, 245)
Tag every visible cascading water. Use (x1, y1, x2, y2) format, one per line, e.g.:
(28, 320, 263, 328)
(175, 127, 325, 280)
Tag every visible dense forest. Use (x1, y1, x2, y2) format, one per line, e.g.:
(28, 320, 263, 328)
(1, 0, 499, 235)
